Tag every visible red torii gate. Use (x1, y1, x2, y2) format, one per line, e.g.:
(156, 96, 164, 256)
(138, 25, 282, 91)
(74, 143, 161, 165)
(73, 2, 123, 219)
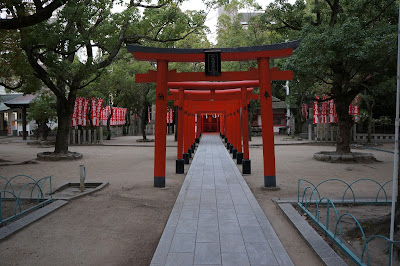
(128, 41, 299, 188)
(168, 85, 257, 175)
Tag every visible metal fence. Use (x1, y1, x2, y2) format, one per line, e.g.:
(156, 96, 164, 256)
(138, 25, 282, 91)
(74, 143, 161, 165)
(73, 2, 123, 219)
(0, 175, 53, 224)
(298, 178, 399, 265)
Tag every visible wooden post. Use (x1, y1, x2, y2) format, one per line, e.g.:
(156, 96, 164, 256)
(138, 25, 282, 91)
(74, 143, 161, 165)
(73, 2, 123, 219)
(258, 57, 276, 187)
(78, 129, 81, 144)
(201, 114, 204, 135)
(154, 60, 168, 187)
(198, 113, 202, 137)
(72, 130, 75, 144)
(176, 88, 185, 173)
(99, 127, 103, 144)
(184, 103, 191, 159)
(232, 108, 238, 158)
(22, 107, 27, 140)
(93, 129, 97, 145)
(83, 129, 86, 144)
(236, 105, 242, 153)
(177, 88, 184, 160)
(220, 114, 225, 136)
(239, 88, 248, 168)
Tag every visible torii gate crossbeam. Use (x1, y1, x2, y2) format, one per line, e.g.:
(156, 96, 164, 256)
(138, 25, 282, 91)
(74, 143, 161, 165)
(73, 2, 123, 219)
(128, 41, 299, 188)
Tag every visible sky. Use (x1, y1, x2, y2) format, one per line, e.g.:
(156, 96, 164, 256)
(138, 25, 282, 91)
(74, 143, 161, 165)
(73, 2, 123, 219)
(179, 0, 272, 43)
(113, 0, 296, 44)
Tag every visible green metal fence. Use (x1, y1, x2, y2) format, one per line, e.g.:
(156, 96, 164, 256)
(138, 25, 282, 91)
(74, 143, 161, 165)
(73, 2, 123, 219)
(0, 175, 53, 224)
(298, 178, 399, 266)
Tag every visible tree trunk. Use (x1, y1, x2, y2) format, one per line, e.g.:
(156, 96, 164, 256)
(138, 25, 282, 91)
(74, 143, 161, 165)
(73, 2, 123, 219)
(364, 94, 375, 144)
(141, 104, 147, 140)
(294, 105, 304, 135)
(395, 102, 400, 229)
(54, 96, 75, 154)
(367, 114, 373, 143)
(39, 121, 50, 141)
(106, 107, 113, 140)
(335, 97, 353, 154)
(42, 123, 50, 140)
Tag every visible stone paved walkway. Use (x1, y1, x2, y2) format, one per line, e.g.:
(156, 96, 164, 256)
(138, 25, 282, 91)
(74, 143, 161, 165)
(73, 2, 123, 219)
(151, 133, 293, 266)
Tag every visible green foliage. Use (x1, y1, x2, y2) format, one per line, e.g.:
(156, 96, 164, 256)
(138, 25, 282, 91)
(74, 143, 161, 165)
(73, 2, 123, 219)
(269, 0, 397, 101)
(375, 116, 392, 125)
(27, 91, 57, 123)
(265, 0, 397, 142)
(3, 0, 216, 152)
(0, 30, 42, 93)
(84, 49, 155, 112)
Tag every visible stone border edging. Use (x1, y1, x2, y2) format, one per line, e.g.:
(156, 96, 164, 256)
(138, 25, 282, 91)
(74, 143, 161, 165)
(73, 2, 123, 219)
(51, 182, 109, 201)
(0, 200, 68, 240)
(313, 152, 376, 163)
(37, 151, 83, 161)
(277, 203, 348, 266)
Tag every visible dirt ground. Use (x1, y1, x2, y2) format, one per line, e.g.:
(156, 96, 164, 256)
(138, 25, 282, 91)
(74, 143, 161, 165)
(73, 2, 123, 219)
(0, 136, 395, 265)
(304, 205, 398, 265)
(244, 142, 395, 266)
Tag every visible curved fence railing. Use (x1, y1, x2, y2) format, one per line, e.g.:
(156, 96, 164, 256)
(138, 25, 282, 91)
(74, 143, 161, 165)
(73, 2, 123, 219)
(297, 178, 399, 266)
(0, 175, 53, 224)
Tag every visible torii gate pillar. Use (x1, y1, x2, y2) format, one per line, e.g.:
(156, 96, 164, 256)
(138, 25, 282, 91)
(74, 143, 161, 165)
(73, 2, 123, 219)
(258, 58, 276, 187)
(176, 87, 185, 174)
(154, 60, 168, 187)
(241, 87, 251, 174)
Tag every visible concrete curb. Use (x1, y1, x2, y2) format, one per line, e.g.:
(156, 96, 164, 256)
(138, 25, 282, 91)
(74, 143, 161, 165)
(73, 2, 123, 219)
(0, 200, 68, 240)
(51, 182, 109, 201)
(277, 203, 347, 266)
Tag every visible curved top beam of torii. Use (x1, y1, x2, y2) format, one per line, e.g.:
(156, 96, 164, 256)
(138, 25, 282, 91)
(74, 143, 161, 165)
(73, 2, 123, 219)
(127, 40, 300, 62)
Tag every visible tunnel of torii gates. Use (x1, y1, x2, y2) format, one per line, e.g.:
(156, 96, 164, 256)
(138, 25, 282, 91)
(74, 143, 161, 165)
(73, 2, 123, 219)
(127, 40, 299, 188)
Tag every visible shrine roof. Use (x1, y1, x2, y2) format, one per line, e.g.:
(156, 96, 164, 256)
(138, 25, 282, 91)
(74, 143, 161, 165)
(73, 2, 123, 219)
(4, 94, 36, 109)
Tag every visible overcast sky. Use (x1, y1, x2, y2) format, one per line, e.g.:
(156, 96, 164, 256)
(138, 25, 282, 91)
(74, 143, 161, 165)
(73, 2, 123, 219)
(113, 0, 296, 44)
(180, 0, 280, 44)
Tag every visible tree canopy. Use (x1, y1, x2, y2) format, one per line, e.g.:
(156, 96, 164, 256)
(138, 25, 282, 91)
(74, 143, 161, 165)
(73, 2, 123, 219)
(264, 0, 397, 153)
(5, 0, 210, 154)
(0, 0, 68, 29)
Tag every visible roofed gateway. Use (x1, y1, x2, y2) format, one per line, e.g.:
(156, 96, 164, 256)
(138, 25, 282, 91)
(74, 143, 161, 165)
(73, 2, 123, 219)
(127, 41, 299, 188)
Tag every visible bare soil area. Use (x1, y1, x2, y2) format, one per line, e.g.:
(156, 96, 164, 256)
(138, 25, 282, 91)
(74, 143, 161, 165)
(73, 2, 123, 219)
(303, 205, 399, 265)
(0, 136, 395, 265)
(0, 141, 185, 265)
(244, 142, 395, 265)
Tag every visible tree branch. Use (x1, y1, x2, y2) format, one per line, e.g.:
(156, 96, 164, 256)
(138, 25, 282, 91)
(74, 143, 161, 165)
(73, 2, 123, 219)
(0, 80, 23, 90)
(125, 28, 200, 44)
(363, 0, 395, 28)
(311, 0, 322, 26)
(129, 0, 169, 9)
(324, 0, 333, 9)
(329, 0, 340, 27)
(97, 15, 130, 69)
(314, 74, 333, 85)
(0, 0, 67, 30)
(277, 17, 302, 31)
(78, 71, 103, 90)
